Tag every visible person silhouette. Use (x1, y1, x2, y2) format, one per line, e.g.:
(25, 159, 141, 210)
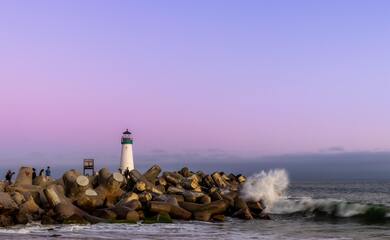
(32, 168, 37, 180)
(5, 170, 15, 184)
(124, 167, 130, 179)
(45, 166, 51, 177)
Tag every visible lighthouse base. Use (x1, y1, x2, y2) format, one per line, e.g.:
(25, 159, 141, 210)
(120, 144, 134, 172)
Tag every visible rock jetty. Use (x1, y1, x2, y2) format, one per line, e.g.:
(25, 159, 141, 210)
(0, 165, 269, 226)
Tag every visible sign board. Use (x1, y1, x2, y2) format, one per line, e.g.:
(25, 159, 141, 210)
(83, 159, 95, 175)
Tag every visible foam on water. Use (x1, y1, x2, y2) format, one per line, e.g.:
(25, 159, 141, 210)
(269, 196, 390, 221)
(0, 221, 363, 240)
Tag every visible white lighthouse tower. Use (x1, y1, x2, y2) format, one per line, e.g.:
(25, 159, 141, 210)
(120, 129, 134, 172)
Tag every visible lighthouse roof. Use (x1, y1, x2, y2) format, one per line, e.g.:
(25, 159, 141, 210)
(123, 129, 131, 135)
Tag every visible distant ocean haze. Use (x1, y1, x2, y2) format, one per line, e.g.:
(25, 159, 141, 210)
(2, 151, 390, 181)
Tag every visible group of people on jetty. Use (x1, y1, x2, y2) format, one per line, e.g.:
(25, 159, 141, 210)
(5, 166, 51, 184)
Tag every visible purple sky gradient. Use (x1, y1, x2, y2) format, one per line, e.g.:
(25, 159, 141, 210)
(1, 1, 390, 166)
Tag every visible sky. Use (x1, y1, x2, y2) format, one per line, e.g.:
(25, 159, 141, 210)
(1, 1, 390, 172)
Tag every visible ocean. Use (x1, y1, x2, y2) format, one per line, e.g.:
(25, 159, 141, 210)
(0, 179, 389, 239)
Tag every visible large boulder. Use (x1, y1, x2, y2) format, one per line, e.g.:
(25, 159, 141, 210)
(0, 192, 18, 214)
(15, 167, 33, 186)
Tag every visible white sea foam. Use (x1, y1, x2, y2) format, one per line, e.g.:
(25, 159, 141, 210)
(240, 169, 289, 210)
(270, 197, 371, 217)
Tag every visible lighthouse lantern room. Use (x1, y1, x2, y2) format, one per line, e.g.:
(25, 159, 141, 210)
(120, 129, 134, 172)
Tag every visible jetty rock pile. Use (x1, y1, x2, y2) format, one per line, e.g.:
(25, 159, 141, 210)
(0, 165, 270, 226)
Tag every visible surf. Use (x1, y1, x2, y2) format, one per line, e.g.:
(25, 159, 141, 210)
(240, 169, 390, 223)
(270, 197, 390, 222)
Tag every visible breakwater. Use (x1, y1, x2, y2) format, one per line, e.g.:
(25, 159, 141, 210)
(0, 165, 283, 226)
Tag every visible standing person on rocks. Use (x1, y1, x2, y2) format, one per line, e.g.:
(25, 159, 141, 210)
(39, 169, 44, 176)
(32, 168, 37, 180)
(124, 167, 130, 180)
(5, 170, 15, 184)
(45, 166, 51, 177)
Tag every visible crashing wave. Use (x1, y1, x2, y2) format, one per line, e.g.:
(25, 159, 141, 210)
(270, 197, 390, 222)
(240, 169, 289, 210)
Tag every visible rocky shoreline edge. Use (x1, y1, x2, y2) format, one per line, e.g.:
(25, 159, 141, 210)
(0, 165, 269, 227)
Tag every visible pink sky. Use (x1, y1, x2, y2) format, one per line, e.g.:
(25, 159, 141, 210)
(1, 1, 390, 165)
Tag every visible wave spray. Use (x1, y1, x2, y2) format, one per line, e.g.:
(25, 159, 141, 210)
(240, 169, 289, 210)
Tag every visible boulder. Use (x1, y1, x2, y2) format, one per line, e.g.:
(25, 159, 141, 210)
(0, 192, 18, 214)
(15, 167, 33, 186)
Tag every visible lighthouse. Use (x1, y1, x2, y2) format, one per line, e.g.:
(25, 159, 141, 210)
(120, 129, 134, 172)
